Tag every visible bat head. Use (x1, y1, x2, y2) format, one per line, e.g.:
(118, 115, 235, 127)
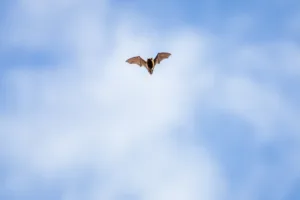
(146, 67, 153, 75)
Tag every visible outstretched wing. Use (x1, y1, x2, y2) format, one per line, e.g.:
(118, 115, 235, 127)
(126, 56, 147, 67)
(154, 52, 171, 65)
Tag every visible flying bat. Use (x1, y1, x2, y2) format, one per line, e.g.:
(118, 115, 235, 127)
(126, 52, 171, 75)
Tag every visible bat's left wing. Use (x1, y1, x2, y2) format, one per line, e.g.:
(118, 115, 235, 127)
(126, 56, 147, 68)
(154, 52, 171, 65)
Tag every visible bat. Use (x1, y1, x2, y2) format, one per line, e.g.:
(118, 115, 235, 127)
(126, 52, 171, 75)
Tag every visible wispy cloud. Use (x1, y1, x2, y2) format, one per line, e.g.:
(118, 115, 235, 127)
(1, 0, 300, 200)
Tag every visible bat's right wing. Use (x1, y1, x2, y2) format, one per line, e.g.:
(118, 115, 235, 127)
(126, 56, 147, 67)
(154, 52, 171, 65)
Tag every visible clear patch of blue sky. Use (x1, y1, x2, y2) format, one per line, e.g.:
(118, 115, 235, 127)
(0, 0, 13, 23)
(0, 162, 62, 200)
(194, 109, 300, 200)
(285, 180, 300, 200)
(112, 0, 300, 42)
(0, 48, 62, 69)
(196, 111, 258, 186)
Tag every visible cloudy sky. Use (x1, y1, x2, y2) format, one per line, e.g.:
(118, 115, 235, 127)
(1, 0, 300, 199)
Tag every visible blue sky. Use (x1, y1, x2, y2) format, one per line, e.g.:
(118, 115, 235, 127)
(1, 0, 300, 200)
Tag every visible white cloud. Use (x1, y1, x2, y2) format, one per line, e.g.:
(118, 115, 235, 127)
(0, 1, 225, 200)
(208, 74, 299, 141)
(1, 0, 300, 200)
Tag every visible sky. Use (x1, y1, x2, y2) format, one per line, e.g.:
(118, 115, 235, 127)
(0, 0, 300, 200)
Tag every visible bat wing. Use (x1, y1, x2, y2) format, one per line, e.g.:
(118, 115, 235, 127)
(154, 52, 171, 65)
(126, 56, 147, 67)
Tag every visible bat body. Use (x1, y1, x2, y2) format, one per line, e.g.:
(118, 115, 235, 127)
(126, 52, 171, 75)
